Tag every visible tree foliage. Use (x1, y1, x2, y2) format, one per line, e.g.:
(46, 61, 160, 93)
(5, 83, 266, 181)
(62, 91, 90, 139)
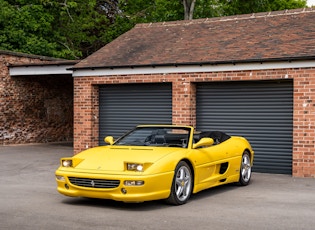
(0, 0, 308, 59)
(0, 0, 57, 56)
(220, 0, 307, 15)
(0, 0, 125, 59)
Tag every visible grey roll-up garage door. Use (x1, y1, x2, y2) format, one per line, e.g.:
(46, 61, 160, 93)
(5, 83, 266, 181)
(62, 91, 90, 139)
(196, 80, 293, 174)
(99, 83, 172, 144)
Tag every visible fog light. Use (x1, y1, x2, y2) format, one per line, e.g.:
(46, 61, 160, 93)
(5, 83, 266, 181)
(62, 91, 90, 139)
(65, 184, 69, 190)
(124, 180, 144, 186)
(56, 175, 65, 181)
(121, 188, 127, 194)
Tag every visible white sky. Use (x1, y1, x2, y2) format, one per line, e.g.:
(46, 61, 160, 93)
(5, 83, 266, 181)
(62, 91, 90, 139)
(307, 0, 315, 6)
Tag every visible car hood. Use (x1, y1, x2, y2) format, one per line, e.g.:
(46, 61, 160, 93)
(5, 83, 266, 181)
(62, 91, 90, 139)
(72, 145, 182, 172)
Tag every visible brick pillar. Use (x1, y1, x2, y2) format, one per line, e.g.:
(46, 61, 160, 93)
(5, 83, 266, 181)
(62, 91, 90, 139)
(172, 77, 196, 127)
(292, 71, 315, 177)
(73, 78, 99, 154)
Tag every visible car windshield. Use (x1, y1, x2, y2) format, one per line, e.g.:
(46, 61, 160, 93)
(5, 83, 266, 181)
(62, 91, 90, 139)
(114, 126, 191, 148)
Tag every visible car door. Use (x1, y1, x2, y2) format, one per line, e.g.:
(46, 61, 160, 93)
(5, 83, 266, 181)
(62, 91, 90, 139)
(192, 141, 236, 189)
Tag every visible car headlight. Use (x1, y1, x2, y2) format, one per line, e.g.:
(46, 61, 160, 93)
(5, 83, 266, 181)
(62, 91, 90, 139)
(62, 159, 73, 167)
(127, 163, 144, 172)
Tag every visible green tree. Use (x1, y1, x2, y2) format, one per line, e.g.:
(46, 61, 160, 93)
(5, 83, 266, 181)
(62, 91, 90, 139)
(220, 0, 307, 15)
(45, 0, 111, 58)
(0, 0, 59, 56)
(194, 0, 225, 18)
(119, 0, 307, 23)
(183, 0, 197, 20)
(0, 0, 308, 59)
(117, 0, 183, 22)
(0, 0, 125, 59)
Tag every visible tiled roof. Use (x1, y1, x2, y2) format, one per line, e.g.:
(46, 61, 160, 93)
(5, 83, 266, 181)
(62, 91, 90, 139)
(8, 60, 79, 67)
(74, 8, 315, 69)
(0, 49, 66, 61)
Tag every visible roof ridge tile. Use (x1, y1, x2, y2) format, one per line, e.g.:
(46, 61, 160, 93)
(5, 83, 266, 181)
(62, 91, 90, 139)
(135, 7, 315, 28)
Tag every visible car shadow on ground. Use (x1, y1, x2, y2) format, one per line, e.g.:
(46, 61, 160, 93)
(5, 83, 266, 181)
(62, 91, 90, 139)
(60, 181, 245, 210)
(61, 197, 166, 211)
(189, 183, 240, 202)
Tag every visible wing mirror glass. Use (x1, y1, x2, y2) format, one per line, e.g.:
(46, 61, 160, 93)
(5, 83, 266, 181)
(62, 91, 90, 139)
(104, 136, 114, 145)
(193, 137, 214, 149)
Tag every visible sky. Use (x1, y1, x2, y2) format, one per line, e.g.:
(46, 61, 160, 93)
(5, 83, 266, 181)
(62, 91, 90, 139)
(308, 0, 315, 6)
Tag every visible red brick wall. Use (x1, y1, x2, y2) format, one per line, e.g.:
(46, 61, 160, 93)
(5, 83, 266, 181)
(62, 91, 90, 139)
(73, 67, 315, 177)
(0, 53, 73, 144)
(292, 68, 315, 177)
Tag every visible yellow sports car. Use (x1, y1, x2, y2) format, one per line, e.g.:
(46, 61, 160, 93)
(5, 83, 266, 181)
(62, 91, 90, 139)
(55, 125, 254, 205)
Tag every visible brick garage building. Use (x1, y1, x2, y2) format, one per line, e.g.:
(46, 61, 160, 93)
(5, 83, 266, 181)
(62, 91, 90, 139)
(0, 50, 76, 144)
(71, 8, 315, 177)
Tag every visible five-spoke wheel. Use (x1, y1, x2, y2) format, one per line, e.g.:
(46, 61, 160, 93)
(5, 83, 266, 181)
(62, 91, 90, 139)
(238, 151, 252, 185)
(166, 161, 193, 205)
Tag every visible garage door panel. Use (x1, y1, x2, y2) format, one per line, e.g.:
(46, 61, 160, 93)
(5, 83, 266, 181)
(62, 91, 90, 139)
(196, 80, 293, 174)
(99, 84, 172, 144)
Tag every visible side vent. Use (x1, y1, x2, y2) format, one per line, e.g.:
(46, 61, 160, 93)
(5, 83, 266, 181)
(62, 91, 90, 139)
(219, 162, 229, 174)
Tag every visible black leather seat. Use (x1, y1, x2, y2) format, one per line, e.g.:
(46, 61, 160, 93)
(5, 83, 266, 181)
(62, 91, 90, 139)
(198, 131, 231, 144)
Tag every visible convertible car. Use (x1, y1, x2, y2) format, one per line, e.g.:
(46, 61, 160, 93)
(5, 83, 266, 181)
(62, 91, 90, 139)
(55, 125, 254, 205)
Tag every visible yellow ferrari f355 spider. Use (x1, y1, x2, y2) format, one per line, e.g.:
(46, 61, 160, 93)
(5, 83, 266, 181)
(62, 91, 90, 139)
(56, 125, 254, 205)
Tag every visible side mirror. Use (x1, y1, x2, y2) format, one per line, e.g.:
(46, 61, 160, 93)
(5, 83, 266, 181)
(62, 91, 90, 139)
(104, 136, 114, 145)
(193, 137, 214, 149)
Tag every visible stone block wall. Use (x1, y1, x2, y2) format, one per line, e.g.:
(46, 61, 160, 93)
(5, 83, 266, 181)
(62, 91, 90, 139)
(0, 52, 73, 144)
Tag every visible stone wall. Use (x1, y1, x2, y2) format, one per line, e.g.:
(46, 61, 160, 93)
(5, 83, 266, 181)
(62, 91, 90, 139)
(0, 52, 73, 144)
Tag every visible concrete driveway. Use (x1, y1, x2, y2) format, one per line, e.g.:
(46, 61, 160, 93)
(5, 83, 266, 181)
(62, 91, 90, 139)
(0, 143, 315, 230)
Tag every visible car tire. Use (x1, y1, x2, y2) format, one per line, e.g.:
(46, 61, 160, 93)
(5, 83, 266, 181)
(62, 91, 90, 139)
(238, 151, 252, 186)
(166, 161, 193, 205)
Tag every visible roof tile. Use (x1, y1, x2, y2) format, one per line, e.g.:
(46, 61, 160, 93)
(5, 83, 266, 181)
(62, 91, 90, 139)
(74, 8, 315, 69)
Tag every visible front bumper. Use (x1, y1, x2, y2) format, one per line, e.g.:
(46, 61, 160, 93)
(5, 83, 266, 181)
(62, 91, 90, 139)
(55, 169, 174, 202)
